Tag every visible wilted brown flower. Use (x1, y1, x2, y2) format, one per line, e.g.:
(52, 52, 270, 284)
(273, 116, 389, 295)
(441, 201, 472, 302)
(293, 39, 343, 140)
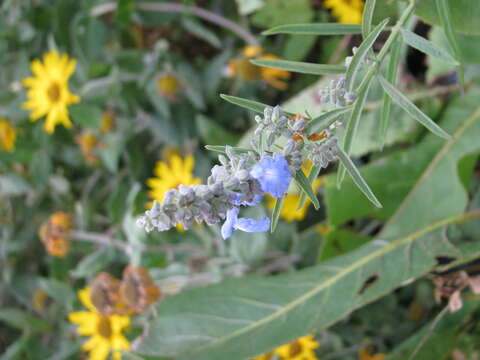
(433, 270, 480, 312)
(90, 272, 128, 316)
(38, 212, 72, 257)
(120, 265, 161, 313)
(89, 266, 161, 316)
(75, 132, 100, 166)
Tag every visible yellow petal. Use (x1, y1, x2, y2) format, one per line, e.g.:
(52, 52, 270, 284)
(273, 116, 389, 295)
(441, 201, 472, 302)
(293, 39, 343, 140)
(88, 339, 110, 360)
(78, 288, 97, 312)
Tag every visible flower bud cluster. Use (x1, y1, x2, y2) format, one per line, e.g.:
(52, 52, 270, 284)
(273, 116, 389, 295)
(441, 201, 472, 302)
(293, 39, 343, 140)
(137, 148, 263, 233)
(305, 137, 339, 168)
(344, 46, 375, 69)
(138, 106, 341, 236)
(319, 77, 356, 108)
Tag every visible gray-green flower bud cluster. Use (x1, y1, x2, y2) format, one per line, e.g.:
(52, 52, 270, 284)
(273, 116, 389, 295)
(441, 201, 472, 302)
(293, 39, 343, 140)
(137, 147, 264, 233)
(305, 137, 339, 168)
(319, 77, 356, 107)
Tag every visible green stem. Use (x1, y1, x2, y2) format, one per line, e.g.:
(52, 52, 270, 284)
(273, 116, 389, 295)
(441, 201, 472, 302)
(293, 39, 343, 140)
(356, 1, 416, 95)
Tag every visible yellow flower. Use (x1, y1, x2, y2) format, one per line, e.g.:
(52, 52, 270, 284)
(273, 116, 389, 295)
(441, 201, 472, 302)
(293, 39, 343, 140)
(147, 153, 201, 203)
(100, 110, 115, 134)
(274, 334, 320, 360)
(22, 50, 80, 134)
(76, 132, 99, 166)
(68, 288, 130, 360)
(0, 119, 16, 152)
(38, 212, 72, 258)
(227, 46, 291, 90)
(266, 177, 324, 222)
(358, 345, 385, 360)
(324, 0, 364, 24)
(156, 73, 181, 101)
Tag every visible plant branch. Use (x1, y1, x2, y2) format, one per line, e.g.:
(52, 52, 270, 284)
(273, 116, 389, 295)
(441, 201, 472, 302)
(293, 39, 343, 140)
(90, 2, 258, 45)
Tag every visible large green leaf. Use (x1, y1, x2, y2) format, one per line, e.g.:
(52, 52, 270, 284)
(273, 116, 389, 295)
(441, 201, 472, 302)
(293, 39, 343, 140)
(325, 89, 480, 227)
(415, 0, 480, 35)
(136, 93, 480, 359)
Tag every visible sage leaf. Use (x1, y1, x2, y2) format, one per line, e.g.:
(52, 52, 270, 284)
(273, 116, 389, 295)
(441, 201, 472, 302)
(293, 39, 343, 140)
(378, 75, 451, 139)
(337, 81, 372, 187)
(401, 29, 458, 65)
(379, 37, 402, 149)
(305, 107, 351, 134)
(294, 170, 320, 210)
(270, 197, 284, 233)
(361, 0, 376, 38)
(251, 59, 345, 76)
(336, 147, 382, 208)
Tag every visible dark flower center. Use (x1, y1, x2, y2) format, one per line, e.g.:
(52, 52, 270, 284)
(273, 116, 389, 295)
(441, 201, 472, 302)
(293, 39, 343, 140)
(289, 340, 302, 357)
(47, 82, 61, 103)
(97, 316, 112, 338)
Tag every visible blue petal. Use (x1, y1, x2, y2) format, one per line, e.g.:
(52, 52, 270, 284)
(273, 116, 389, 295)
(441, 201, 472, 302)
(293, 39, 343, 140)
(221, 207, 239, 240)
(250, 153, 292, 198)
(235, 216, 270, 233)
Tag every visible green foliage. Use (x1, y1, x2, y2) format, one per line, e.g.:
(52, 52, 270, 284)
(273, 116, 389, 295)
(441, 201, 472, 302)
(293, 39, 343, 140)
(1, 1, 480, 359)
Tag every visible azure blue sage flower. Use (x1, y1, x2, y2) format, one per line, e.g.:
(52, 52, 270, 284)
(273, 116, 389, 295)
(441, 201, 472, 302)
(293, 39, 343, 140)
(250, 153, 292, 198)
(221, 207, 270, 240)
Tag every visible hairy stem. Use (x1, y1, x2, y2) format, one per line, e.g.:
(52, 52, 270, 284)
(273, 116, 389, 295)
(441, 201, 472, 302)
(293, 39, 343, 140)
(90, 2, 258, 45)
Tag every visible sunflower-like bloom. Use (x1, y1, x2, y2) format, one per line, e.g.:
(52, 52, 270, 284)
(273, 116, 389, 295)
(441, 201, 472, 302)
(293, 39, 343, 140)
(22, 50, 80, 134)
(324, 0, 364, 24)
(226, 46, 291, 90)
(147, 153, 201, 203)
(252, 334, 320, 360)
(266, 177, 324, 222)
(68, 288, 130, 360)
(0, 119, 16, 152)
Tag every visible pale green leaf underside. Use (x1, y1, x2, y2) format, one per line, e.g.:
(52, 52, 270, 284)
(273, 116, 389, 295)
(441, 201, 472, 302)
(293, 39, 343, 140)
(220, 94, 295, 117)
(377, 75, 451, 139)
(263, 23, 362, 35)
(294, 170, 320, 210)
(251, 59, 345, 75)
(401, 29, 458, 65)
(336, 147, 382, 208)
(270, 197, 284, 233)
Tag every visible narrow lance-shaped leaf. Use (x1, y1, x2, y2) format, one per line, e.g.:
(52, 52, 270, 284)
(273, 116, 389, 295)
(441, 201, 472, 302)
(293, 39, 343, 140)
(205, 145, 255, 155)
(297, 164, 321, 210)
(270, 197, 284, 233)
(362, 0, 376, 39)
(305, 107, 351, 134)
(379, 37, 402, 150)
(294, 170, 320, 210)
(263, 23, 362, 36)
(401, 29, 458, 65)
(336, 146, 382, 208)
(377, 75, 451, 139)
(220, 94, 296, 117)
(345, 18, 389, 92)
(337, 81, 372, 187)
(435, 0, 465, 91)
(251, 59, 346, 76)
